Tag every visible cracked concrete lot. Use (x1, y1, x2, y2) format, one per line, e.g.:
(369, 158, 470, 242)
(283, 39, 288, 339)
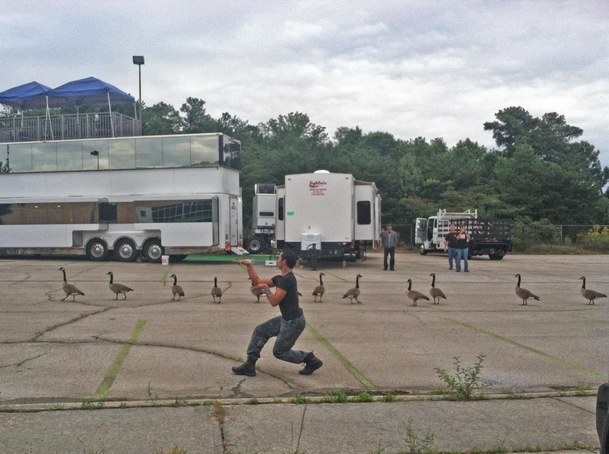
(0, 252, 607, 407)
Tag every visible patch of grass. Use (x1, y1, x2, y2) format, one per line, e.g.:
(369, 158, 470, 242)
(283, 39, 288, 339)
(576, 381, 591, 395)
(292, 394, 310, 404)
(48, 404, 66, 411)
(434, 354, 486, 400)
(322, 391, 348, 403)
(248, 397, 260, 405)
(81, 398, 105, 410)
(352, 391, 374, 402)
(382, 393, 396, 402)
(171, 397, 187, 407)
(119, 402, 128, 409)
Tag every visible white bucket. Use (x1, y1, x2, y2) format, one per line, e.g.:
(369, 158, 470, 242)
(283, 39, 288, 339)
(161, 255, 170, 265)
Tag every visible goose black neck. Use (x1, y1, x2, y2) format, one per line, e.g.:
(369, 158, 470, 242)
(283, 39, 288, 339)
(431, 274, 436, 287)
(581, 277, 586, 289)
(408, 280, 412, 290)
(319, 273, 324, 285)
(214, 277, 218, 286)
(516, 274, 521, 286)
(109, 273, 114, 284)
(173, 275, 178, 285)
(355, 276, 359, 288)
(61, 268, 67, 282)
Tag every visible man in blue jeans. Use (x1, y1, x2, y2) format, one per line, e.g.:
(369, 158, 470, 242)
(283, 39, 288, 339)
(232, 249, 323, 377)
(455, 225, 471, 272)
(443, 224, 458, 270)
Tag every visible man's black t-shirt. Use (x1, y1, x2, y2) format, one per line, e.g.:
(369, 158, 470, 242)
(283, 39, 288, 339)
(272, 272, 303, 320)
(445, 232, 458, 248)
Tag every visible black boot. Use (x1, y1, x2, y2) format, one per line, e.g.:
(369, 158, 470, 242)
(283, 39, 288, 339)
(232, 356, 257, 377)
(299, 352, 323, 375)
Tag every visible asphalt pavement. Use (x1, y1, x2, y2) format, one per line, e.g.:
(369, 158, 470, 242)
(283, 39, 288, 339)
(0, 251, 607, 453)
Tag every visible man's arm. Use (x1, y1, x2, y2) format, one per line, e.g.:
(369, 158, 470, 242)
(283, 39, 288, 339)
(256, 283, 287, 307)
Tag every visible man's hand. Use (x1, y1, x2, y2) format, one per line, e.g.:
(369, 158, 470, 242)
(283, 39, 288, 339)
(233, 259, 253, 266)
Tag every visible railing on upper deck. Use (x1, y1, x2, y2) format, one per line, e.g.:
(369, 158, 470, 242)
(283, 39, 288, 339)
(0, 112, 141, 143)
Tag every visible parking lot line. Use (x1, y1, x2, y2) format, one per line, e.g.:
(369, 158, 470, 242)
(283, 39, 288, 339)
(444, 316, 605, 379)
(95, 318, 148, 399)
(306, 323, 376, 390)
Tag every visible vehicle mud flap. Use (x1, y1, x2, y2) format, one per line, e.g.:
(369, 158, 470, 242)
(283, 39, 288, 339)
(597, 383, 609, 453)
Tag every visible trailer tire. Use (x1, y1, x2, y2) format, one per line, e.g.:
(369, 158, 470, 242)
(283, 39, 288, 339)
(142, 239, 164, 263)
(86, 239, 109, 262)
(247, 236, 266, 254)
(115, 239, 139, 262)
(419, 244, 427, 255)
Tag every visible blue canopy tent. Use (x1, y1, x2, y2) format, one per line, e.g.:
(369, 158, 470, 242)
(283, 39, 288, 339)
(47, 77, 136, 137)
(0, 81, 53, 110)
(0, 81, 58, 139)
(0, 77, 136, 140)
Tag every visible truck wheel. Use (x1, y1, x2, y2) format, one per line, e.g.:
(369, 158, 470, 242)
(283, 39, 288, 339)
(247, 236, 266, 254)
(489, 253, 505, 260)
(419, 244, 427, 255)
(86, 239, 109, 262)
(115, 239, 139, 262)
(142, 239, 164, 263)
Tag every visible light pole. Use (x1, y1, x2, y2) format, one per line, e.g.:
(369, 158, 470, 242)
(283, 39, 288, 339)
(132, 55, 145, 134)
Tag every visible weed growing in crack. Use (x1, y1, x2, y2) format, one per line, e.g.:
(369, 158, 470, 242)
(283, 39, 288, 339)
(402, 418, 435, 454)
(434, 354, 486, 400)
(146, 382, 160, 406)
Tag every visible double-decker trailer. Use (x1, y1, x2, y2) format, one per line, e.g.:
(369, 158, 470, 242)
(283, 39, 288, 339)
(0, 133, 243, 262)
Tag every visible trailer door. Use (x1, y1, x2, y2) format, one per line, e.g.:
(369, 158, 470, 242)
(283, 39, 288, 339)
(229, 195, 239, 246)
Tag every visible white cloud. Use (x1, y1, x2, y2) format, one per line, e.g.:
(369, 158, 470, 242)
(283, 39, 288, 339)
(0, 0, 607, 165)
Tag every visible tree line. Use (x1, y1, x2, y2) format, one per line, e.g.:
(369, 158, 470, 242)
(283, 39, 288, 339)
(139, 99, 609, 234)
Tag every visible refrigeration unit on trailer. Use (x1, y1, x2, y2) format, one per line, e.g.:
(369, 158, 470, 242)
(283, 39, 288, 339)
(0, 133, 244, 262)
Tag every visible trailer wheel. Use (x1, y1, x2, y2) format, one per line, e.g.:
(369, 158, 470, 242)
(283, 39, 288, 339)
(86, 239, 109, 262)
(247, 236, 266, 254)
(489, 252, 505, 260)
(115, 239, 139, 262)
(419, 244, 427, 255)
(142, 239, 164, 263)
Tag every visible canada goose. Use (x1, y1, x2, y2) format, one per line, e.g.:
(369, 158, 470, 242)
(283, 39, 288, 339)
(407, 278, 430, 306)
(312, 272, 325, 302)
(106, 271, 133, 300)
(170, 274, 185, 300)
(429, 273, 447, 305)
(249, 278, 264, 303)
(515, 274, 539, 305)
(212, 277, 222, 303)
(59, 267, 85, 301)
(343, 274, 362, 304)
(580, 276, 606, 305)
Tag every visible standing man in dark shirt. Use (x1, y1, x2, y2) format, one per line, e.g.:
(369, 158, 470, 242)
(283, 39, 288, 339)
(232, 249, 323, 377)
(455, 225, 471, 272)
(444, 224, 458, 270)
(381, 223, 398, 271)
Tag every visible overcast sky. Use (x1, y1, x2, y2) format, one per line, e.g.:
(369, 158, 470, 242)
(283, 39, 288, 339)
(1, 1, 608, 166)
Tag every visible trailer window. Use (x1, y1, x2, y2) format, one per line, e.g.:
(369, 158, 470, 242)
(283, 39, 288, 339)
(356, 201, 371, 225)
(278, 198, 284, 221)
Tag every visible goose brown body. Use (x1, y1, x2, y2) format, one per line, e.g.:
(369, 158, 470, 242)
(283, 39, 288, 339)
(343, 274, 362, 304)
(407, 279, 430, 306)
(312, 272, 325, 302)
(250, 278, 264, 303)
(580, 276, 606, 305)
(515, 274, 539, 305)
(170, 274, 185, 300)
(59, 267, 85, 301)
(212, 277, 222, 303)
(428, 273, 447, 305)
(107, 271, 133, 300)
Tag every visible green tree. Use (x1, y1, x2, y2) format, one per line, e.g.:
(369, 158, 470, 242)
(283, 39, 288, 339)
(180, 97, 215, 133)
(143, 102, 180, 135)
